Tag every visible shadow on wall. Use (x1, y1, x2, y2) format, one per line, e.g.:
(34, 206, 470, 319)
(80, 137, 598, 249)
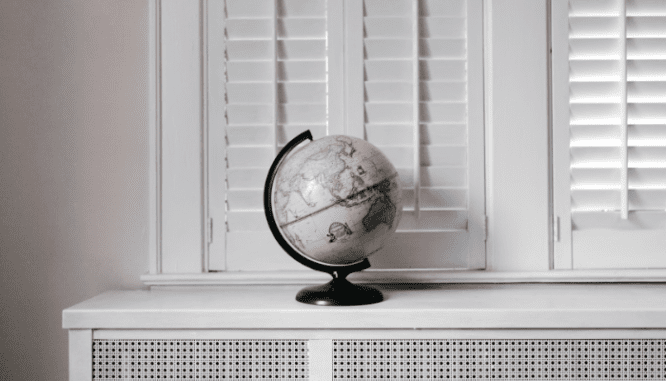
(0, 1, 149, 379)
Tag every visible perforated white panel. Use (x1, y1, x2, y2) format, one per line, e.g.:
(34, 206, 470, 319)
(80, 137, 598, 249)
(91, 338, 666, 379)
(92, 340, 308, 379)
(333, 339, 665, 380)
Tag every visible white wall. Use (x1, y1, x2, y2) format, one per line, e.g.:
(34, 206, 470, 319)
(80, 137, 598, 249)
(0, 1, 149, 379)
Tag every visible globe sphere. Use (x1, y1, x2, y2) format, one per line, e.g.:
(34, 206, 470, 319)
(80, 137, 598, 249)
(270, 135, 403, 265)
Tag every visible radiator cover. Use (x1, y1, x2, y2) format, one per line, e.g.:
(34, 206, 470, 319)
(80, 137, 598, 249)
(92, 339, 666, 380)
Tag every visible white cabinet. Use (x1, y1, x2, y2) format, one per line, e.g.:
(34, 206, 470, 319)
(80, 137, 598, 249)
(64, 284, 666, 380)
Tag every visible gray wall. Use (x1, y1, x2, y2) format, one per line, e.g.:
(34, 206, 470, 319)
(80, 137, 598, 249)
(0, 1, 149, 379)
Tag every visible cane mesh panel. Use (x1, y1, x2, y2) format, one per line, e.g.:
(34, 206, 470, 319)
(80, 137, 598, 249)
(92, 339, 308, 379)
(333, 339, 666, 380)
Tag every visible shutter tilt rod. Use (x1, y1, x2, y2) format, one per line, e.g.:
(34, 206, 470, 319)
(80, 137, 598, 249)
(412, 0, 421, 217)
(619, 0, 629, 219)
(273, 0, 279, 156)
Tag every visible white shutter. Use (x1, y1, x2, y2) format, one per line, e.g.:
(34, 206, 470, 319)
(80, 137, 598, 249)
(222, 0, 329, 270)
(215, 0, 485, 272)
(553, 0, 666, 269)
(361, 0, 485, 269)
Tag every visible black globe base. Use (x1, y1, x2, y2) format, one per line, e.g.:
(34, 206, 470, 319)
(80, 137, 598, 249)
(296, 273, 383, 306)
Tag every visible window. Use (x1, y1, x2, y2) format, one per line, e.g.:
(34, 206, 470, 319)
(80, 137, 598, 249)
(215, 0, 485, 274)
(144, 0, 663, 285)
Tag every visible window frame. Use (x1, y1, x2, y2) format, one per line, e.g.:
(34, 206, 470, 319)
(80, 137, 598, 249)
(143, 0, 666, 286)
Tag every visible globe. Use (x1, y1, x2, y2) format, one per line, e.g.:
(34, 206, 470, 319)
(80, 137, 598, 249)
(264, 130, 403, 305)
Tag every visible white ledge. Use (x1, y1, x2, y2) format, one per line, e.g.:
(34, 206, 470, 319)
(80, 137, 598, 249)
(63, 283, 666, 330)
(141, 269, 666, 285)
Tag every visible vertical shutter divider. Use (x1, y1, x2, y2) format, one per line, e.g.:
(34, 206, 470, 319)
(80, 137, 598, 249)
(273, 0, 279, 155)
(412, 0, 421, 217)
(619, 0, 629, 219)
(344, 0, 365, 139)
(327, 0, 345, 136)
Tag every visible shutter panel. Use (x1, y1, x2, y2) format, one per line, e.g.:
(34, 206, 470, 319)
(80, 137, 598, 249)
(555, 0, 666, 269)
(216, 0, 485, 272)
(223, 0, 329, 270)
(362, 0, 485, 269)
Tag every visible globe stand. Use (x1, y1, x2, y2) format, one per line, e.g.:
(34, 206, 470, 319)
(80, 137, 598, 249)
(296, 270, 383, 306)
(264, 130, 384, 306)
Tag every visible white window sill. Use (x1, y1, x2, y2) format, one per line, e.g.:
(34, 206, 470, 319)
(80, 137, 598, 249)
(140, 269, 666, 286)
(63, 283, 666, 330)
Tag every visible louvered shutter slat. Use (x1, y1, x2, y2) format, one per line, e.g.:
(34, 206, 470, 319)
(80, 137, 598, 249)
(419, 61, 466, 80)
(401, 188, 467, 209)
(227, 168, 268, 189)
(279, 19, 326, 38)
(227, 61, 273, 81)
(570, 125, 621, 146)
(278, 62, 327, 81)
(570, 0, 621, 16)
(421, 82, 467, 101)
(227, 190, 262, 210)
(227, 125, 273, 145)
(421, 17, 466, 38)
(570, 60, 621, 81)
(631, 125, 666, 144)
(225, 0, 272, 17)
(573, 168, 666, 190)
(278, 40, 325, 60)
(396, 167, 467, 188)
(227, 146, 275, 166)
(628, 82, 666, 102)
(627, 17, 666, 37)
(227, 211, 270, 232)
(365, 123, 467, 145)
(572, 189, 666, 211)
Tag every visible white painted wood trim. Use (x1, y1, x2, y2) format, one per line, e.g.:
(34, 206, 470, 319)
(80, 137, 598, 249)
(308, 340, 333, 381)
(206, 0, 227, 271)
(94, 329, 666, 341)
(148, 0, 161, 275)
(201, 0, 210, 272)
(484, 0, 550, 271)
(466, 0, 486, 270)
(546, 0, 554, 270)
(69, 329, 92, 381)
(551, 0, 572, 269)
(271, 0, 279, 155)
(482, 0, 495, 270)
(619, 0, 629, 219)
(412, 0, 421, 217)
(159, 0, 204, 274)
(61, 284, 666, 330)
(142, 268, 666, 285)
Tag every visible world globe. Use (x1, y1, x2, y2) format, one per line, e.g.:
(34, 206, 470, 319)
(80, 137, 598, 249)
(264, 130, 403, 305)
